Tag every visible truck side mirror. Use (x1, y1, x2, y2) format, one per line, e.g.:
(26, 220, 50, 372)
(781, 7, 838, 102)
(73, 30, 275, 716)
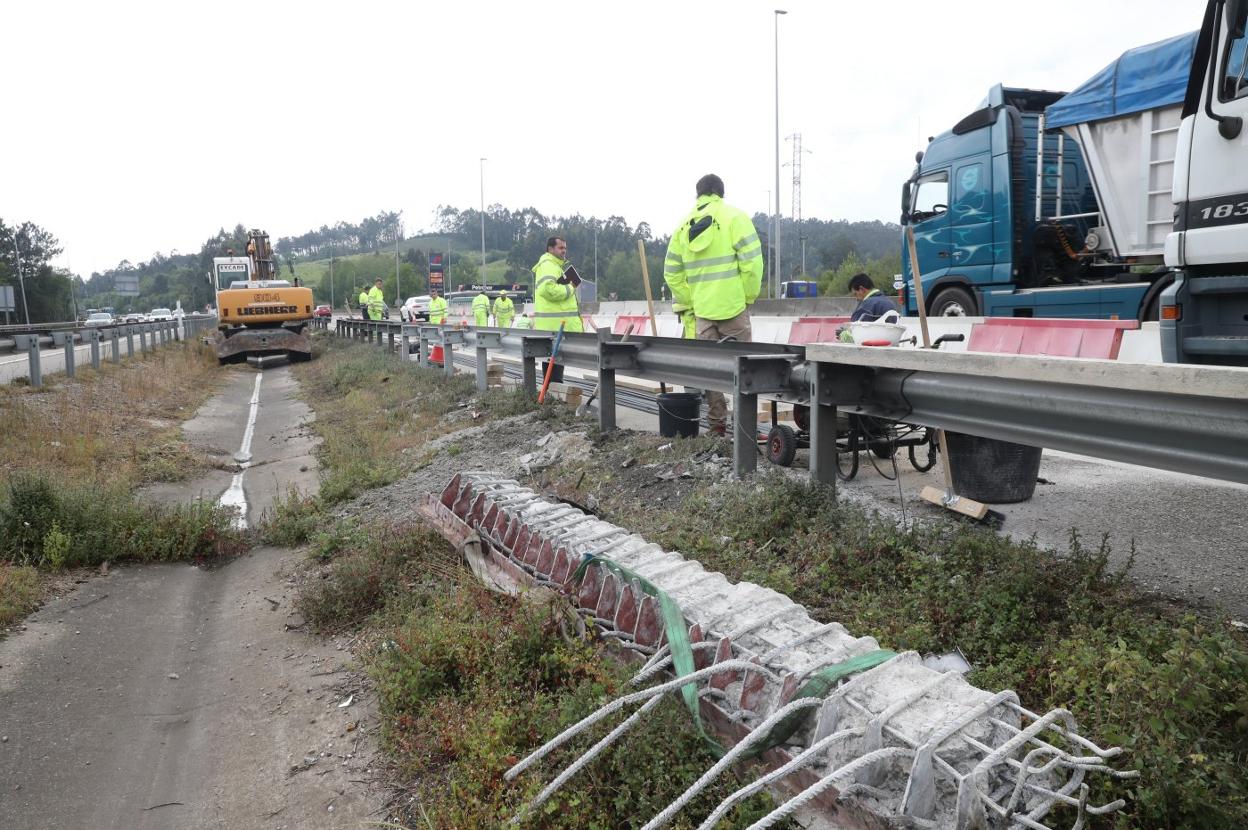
(900, 181, 913, 225)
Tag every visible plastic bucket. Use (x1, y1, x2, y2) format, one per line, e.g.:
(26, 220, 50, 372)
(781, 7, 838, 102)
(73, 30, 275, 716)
(945, 432, 1043, 503)
(657, 392, 701, 438)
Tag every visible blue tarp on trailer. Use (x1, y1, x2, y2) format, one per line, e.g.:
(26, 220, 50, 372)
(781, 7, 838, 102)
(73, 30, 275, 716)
(1045, 31, 1197, 129)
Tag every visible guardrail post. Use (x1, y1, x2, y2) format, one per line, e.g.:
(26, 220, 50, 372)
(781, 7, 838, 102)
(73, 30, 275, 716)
(418, 327, 433, 366)
(110, 328, 121, 363)
(733, 358, 759, 478)
(809, 362, 838, 491)
(474, 331, 503, 393)
(125, 326, 135, 357)
(441, 329, 464, 378)
(53, 331, 76, 378)
(387, 328, 396, 353)
(14, 335, 41, 387)
(401, 325, 416, 361)
(519, 334, 553, 399)
(88, 329, 102, 370)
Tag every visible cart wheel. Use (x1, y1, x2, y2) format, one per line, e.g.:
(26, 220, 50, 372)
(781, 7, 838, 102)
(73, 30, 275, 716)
(792, 404, 810, 432)
(767, 424, 798, 467)
(909, 431, 938, 472)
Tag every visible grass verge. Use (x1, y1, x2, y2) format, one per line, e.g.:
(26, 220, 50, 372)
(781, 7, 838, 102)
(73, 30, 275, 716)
(0, 341, 239, 629)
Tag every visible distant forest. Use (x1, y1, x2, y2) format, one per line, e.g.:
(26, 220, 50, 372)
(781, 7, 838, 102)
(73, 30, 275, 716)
(1, 207, 902, 323)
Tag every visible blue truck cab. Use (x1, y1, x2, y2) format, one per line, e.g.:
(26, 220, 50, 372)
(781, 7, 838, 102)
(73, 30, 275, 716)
(901, 33, 1198, 321)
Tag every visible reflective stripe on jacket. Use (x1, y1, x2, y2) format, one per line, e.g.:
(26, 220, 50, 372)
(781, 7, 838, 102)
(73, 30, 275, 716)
(428, 296, 448, 324)
(532, 252, 583, 333)
(663, 194, 763, 321)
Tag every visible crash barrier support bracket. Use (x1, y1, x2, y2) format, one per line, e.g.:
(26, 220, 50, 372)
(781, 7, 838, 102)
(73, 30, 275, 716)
(86, 329, 102, 370)
(51, 331, 76, 378)
(439, 328, 465, 379)
(418, 325, 440, 367)
(401, 324, 420, 363)
(733, 354, 803, 479)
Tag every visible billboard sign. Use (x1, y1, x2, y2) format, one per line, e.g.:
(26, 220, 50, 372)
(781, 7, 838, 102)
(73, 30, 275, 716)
(115, 274, 140, 296)
(0, 284, 14, 311)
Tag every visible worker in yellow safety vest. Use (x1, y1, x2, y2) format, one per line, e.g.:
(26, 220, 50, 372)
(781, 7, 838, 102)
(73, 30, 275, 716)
(366, 279, 385, 321)
(532, 236, 582, 383)
(357, 286, 369, 319)
(663, 174, 763, 435)
(492, 290, 515, 327)
(428, 289, 448, 325)
(512, 312, 532, 329)
(472, 290, 491, 326)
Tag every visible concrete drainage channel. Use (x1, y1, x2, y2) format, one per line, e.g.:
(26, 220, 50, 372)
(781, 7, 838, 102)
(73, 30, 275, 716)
(418, 471, 1138, 830)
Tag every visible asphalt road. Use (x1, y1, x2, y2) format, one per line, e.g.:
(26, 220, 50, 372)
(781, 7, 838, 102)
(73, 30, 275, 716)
(0, 364, 379, 829)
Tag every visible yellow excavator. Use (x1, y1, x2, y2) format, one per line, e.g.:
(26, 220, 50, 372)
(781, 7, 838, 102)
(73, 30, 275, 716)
(210, 229, 314, 364)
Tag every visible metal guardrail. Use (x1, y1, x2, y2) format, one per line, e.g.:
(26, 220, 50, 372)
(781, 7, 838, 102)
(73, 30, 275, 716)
(7, 317, 216, 388)
(324, 318, 1248, 488)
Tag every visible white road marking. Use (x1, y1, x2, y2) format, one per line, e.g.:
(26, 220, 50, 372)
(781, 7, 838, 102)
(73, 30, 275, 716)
(218, 373, 264, 528)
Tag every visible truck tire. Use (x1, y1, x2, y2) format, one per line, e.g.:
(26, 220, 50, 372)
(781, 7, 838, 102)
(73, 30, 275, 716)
(930, 286, 977, 317)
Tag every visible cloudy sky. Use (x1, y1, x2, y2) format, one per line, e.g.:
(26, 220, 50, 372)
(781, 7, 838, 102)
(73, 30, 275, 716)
(2, 0, 1200, 277)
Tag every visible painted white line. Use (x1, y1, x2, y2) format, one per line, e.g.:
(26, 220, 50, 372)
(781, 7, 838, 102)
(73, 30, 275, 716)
(218, 373, 264, 528)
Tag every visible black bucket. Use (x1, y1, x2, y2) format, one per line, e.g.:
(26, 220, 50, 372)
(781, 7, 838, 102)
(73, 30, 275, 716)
(945, 432, 1043, 503)
(657, 392, 701, 438)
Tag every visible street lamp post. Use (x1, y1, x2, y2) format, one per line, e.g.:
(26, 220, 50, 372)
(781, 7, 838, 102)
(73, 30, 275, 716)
(773, 8, 787, 299)
(329, 240, 334, 309)
(7, 228, 30, 325)
(480, 157, 488, 284)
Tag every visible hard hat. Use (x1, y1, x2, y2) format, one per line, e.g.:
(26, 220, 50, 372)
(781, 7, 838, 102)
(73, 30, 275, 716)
(499, 290, 508, 296)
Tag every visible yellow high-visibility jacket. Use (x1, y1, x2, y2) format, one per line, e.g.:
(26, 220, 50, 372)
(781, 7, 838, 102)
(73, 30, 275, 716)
(532, 253, 583, 333)
(493, 295, 515, 326)
(366, 286, 385, 321)
(663, 194, 763, 321)
(472, 293, 490, 326)
(673, 304, 697, 339)
(428, 296, 448, 325)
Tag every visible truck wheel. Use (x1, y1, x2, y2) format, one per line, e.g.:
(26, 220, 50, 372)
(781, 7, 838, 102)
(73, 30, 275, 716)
(930, 287, 977, 317)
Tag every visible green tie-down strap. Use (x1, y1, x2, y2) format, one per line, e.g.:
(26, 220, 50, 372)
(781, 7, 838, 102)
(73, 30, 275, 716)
(572, 554, 896, 759)
(740, 648, 898, 759)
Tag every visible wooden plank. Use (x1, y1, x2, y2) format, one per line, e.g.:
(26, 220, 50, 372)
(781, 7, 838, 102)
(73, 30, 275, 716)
(919, 485, 990, 520)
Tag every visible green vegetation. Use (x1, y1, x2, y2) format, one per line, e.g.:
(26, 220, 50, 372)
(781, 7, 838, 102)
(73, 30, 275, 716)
(0, 218, 77, 324)
(546, 443, 1248, 830)
(0, 565, 42, 629)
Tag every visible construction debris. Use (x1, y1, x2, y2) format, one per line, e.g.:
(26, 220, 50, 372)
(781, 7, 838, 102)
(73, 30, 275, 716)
(417, 472, 1137, 830)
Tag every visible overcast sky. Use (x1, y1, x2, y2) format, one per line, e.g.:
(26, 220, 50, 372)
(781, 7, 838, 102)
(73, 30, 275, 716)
(2, 0, 1200, 277)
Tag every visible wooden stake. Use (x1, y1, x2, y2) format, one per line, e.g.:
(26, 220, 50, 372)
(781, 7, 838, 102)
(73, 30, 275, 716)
(637, 239, 666, 393)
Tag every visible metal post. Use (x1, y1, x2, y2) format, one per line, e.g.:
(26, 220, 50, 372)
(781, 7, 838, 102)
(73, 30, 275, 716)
(476, 345, 489, 392)
(443, 337, 455, 378)
(140, 326, 149, 355)
(61, 334, 76, 378)
(733, 357, 759, 478)
(419, 330, 429, 366)
(125, 327, 135, 357)
(401, 330, 412, 361)
(387, 329, 396, 353)
(599, 368, 617, 432)
(773, 8, 788, 298)
(16, 335, 41, 387)
(809, 363, 837, 490)
(522, 355, 537, 398)
(89, 330, 101, 370)
(110, 329, 121, 363)
(480, 157, 488, 283)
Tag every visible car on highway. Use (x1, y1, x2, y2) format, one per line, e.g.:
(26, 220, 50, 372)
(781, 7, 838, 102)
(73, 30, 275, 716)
(314, 304, 332, 318)
(122, 312, 145, 323)
(401, 295, 431, 322)
(148, 308, 173, 321)
(84, 312, 115, 327)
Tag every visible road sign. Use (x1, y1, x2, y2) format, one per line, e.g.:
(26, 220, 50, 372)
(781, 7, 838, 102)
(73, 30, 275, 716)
(115, 274, 140, 296)
(0, 285, 13, 311)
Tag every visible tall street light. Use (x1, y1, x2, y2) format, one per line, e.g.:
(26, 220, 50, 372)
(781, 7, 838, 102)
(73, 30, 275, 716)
(773, 8, 787, 299)
(7, 228, 30, 325)
(480, 157, 488, 284)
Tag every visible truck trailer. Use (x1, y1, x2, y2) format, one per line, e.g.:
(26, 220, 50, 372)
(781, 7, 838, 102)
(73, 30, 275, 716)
(899, 33, 1196, 323)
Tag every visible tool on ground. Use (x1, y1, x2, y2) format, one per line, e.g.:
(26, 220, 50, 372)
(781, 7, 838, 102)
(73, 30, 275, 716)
(636, 239, 668, 395)
(537, 322, 567, 404)
(905, 225, 1002, 524)
(576, 328, 631, 418)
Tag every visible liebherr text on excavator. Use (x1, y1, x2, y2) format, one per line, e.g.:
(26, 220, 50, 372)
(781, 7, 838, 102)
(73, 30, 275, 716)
(210, 229, 314, 364)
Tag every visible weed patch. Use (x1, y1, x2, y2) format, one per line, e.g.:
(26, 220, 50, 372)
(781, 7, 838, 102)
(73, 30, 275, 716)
(0, 565, 42, 629)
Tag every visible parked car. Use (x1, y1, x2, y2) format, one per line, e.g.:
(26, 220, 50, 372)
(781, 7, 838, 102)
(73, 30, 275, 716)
(148, 308, 173, 321)
(84, 312, 114, 327)
(401, 295, 431, 322)
(314, 304, 332, 318)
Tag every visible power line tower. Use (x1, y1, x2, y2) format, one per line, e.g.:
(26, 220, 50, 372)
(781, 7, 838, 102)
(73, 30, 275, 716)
(785, 132, 812, 278)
